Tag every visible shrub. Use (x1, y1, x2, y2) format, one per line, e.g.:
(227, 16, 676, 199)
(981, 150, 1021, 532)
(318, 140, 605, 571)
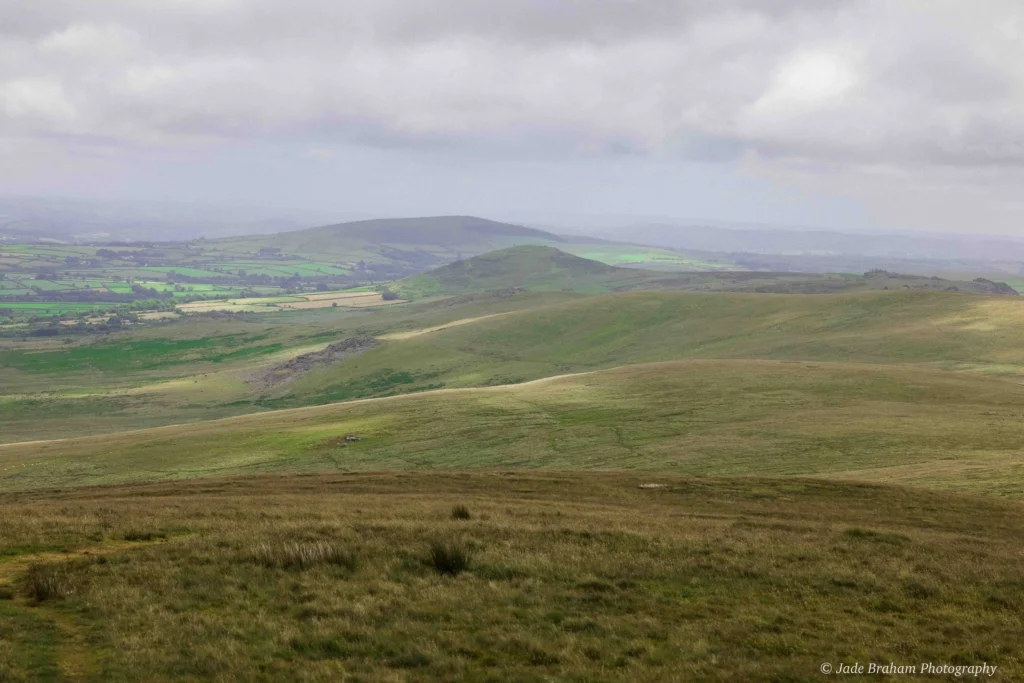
(451, 504, 471, 520)
(123, 530, 167, 541)
(427, 539, 471, 576)
(25, 563, 78, 602)
(250, 542, 358, 571)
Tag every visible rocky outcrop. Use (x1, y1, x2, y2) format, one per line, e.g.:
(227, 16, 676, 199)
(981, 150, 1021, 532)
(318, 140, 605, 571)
(247, 335, 377, 392)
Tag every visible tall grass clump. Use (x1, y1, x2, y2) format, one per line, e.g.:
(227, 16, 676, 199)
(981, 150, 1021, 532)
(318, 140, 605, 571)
(451, 504, 472, 520)
(250, 541, 357, 571)
(427, 539, 472, 576)
(123, 530, 167, 542)
(25, 563, 78, 602)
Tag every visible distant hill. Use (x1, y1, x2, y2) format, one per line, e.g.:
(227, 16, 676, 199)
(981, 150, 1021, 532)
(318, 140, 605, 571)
(393, 245, 624, 298)
(211, 216, 566, 280)
(392, 245, 1019, 299)
(289, 216, 563, 248)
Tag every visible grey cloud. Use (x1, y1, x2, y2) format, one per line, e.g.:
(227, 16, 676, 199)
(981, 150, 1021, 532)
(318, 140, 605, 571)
(1, 0, 1023, 189)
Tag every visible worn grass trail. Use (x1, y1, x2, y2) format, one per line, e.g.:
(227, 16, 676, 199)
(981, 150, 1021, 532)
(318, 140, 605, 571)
(0, 536, 175, 682)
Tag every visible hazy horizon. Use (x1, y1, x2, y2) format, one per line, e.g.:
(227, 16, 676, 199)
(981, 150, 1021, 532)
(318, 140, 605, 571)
(3, 2, 1024, 236)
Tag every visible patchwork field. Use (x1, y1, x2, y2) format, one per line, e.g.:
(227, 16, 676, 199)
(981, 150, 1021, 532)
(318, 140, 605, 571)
(0, 217, 748, 330)
(176, 290, 403, 313)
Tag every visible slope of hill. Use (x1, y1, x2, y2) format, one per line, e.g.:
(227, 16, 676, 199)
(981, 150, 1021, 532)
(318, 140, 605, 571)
(290, 216, 563, 248)
(393, 246, 1018, 300)
(259, 289, 1024, 408)
(6, 288, 1024, 443)
(5, 359, 1024, 495)
(393, 245, 622, 297)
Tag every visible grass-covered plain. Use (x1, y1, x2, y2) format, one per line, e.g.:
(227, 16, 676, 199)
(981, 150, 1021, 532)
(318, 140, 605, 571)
(1, 472, 1022, 681)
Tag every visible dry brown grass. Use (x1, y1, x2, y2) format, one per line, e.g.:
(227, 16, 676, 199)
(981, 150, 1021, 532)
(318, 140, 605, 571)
(249, 540, 358, 571)
(426, 538, 472, 576)
(1, 471, 1022, 681)
(23, 562, 80, 602)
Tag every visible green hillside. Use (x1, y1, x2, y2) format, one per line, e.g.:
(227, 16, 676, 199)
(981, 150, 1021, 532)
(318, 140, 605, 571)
(270, 289, 1024, 408)
(393, 245, 1020, 300)
(6, 288, 1024, 443)
(393, 245, 622, 298)
(282, 216, 564, 249)
(4, 359, 1024, 495)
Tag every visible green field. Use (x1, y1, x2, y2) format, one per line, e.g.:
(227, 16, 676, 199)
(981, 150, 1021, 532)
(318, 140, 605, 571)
(560, 244, 734, 270)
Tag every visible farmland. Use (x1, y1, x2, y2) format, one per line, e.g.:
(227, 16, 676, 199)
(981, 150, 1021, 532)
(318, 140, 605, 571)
(2, 217, 1015, 334)
(178, 289, 401, 313)
(0, 240, 348, 324)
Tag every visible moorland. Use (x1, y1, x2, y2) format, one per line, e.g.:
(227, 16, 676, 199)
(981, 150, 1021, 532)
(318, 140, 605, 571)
(2, 216, 1023, 681)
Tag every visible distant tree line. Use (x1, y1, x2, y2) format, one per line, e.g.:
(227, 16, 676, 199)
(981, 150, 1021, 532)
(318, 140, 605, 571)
(0, 284, 175, 303)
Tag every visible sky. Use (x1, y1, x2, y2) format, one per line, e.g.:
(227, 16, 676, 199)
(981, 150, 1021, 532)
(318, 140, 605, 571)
(1, 0, 1023, 234)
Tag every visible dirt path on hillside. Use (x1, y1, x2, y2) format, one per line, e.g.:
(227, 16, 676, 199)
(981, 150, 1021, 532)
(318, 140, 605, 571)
(380, 312, 512, 340)
(0, 539, 166, 588)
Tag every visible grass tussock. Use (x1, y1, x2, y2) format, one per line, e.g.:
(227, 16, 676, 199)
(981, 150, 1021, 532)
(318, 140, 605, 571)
(427, 539, 472, 576)
(24, 563, 80, 602)
(123, 530, 167, 542)
(451, 504, 472, 520)
(250, 541, 358, 571)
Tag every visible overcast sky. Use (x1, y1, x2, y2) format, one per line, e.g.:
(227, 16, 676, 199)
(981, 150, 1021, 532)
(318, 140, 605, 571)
(1, 0, 1023, 233)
